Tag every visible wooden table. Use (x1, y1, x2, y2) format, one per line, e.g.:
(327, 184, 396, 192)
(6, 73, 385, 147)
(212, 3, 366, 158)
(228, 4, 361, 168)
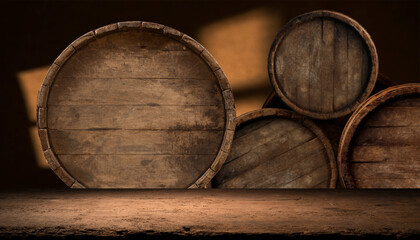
(0, 190, 419, 239)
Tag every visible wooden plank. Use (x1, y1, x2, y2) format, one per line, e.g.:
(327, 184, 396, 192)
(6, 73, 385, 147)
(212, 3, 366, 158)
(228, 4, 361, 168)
(308, 20, 323, 112)
(363, 106, 420, 127)
(281, 164, 330, 188)
(346, 28, 364, 104)
(49, 129, 223, 155)
(319, 18, 335, 113)
(48, 77, 222, 106)
(47, 105, 225, 130)
(351, 161, 420, 178)
(355, 126, 420, 145)
(227, 119, 311, 162)
(57, 46, 214, 79)
(59, 154, 214, 188)
(274, 26, 296, 103)
(333, 21, 348, 111)
(218, 138, 329, 188)
(351, 145, 420, 163)
(361, 34, 369, 96)
(355, 178, 420, 188)
(1, 190, 419, 238)
(215, 127, 315, 184)
(351, 162, 420, 186)
(295, 22, 311, 109)
(247, 143, 328, 188)
(234, 117, 275, 139)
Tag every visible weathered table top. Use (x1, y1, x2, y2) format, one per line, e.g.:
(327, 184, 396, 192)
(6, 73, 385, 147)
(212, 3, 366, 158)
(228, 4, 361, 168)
(0, 190, 418, 239)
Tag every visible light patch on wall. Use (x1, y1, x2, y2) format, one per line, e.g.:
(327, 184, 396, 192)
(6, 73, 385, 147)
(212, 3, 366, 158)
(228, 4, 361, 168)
(234, 95, 272, 117)
(17, 66, 50, 169)
(197, 8, 283, 116)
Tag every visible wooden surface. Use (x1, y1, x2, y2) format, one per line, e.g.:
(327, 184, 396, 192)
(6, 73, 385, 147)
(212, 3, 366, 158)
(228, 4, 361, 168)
(0, 190, 418, 239)
(262, 73, 398, 163)
(263, 92, 349, 159)
(213, 109, 337, 188)
(339, 84, 420, 188)
(37, 21, 236, 189)
(268, 10, 378, 119)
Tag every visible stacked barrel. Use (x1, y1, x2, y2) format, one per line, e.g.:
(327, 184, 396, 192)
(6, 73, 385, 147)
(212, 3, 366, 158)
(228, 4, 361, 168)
(213, 10, 419, 189)
(38, 11, 419, 189)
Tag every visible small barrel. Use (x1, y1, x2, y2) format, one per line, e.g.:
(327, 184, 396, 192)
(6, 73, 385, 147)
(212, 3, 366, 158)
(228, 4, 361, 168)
(339, 84, 420, 188)
(37, 21, 235, 189)
(268, 10, 378, 119)
(213, 108, 337, 188)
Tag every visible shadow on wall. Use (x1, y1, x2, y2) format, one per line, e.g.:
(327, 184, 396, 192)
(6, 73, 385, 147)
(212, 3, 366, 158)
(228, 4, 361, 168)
(0, 0, 418, 188)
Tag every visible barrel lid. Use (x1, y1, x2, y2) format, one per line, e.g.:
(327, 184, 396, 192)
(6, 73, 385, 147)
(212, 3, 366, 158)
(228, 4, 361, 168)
(338, 84, 420, 188)
(37, 21, 235, 188)
(268, 10, 378, 119)
(213, 108, 337, 188)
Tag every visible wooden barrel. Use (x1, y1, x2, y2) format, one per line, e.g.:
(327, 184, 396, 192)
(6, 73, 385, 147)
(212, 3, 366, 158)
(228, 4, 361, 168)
(339, 84, 420, 188)
(268, 10, 378, 119)
(37, 21, 235, 189)
(212, 109, 337, 188)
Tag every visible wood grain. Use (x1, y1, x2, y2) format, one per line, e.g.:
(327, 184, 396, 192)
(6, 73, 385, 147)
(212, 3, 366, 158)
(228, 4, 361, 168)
(217, 127, 315, 183)
(363, 106, 420, 127)
(268, 10, 378, 119)
(37, 21, 235, 188)
(59, 155, 215, 188)
(308, 20, 322, 112)
(48, 105, 225, 130)
(338, 84, 420, 188)
(48, 78, 222, 106)
(218, 139, 329, 188)
(319, 19, 335, 113)
(49, 129, 223, 155)
(351, 145, 420, 163)
(262, 91, 350, 176)
(332, 21, 349, 111)
(1, 190, 419, 238)
(354, 126, 420, 146)
(213, 109, 336, 188)
(226, 118, 304, 162)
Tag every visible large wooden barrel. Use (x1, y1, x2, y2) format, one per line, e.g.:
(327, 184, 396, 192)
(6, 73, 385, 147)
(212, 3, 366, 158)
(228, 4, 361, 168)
(37, 21, 235, 189)
(268, 10, 378, 119)
(212, 109, 337, 188)
(339, 84, 420, 188)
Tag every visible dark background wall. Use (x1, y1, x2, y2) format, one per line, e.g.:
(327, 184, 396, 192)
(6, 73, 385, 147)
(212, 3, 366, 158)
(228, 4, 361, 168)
(0, 0, 418, 189)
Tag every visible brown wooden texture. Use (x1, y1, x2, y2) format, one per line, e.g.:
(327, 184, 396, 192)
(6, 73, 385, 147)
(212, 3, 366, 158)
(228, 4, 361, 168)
(1, 190, 419, 238)
(37, 21, 236, 189)
(213, 109, 337, 188)
(262, 92, 349, 170)
(338, 84, 420, 188)
(268, 10, 378, 119)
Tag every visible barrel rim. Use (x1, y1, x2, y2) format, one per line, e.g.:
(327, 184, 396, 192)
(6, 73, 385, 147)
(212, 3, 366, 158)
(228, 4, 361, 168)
(338, 83, 420, 188)
(268, 10, 379, 119)
(37, 21, 236, 189)
(229, 108, 337, 188)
